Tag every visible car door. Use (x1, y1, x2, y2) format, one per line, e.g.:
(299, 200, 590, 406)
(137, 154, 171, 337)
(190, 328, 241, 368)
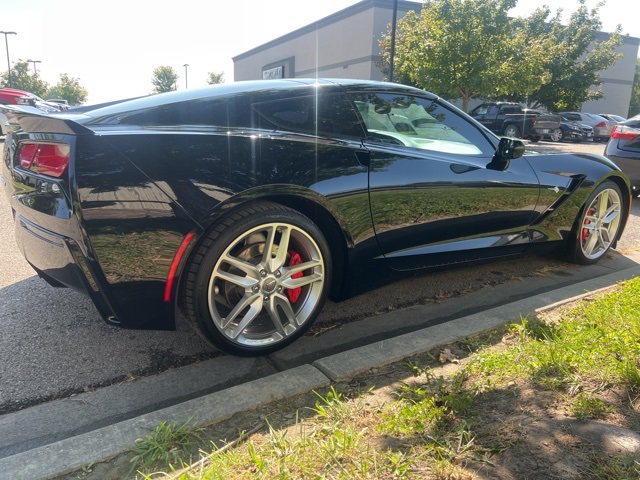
(349, 92, 542, 271)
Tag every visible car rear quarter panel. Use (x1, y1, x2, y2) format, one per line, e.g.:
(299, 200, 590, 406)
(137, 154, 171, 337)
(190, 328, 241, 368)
(74, 134, 202, 328)
(77, 129, 376, 316)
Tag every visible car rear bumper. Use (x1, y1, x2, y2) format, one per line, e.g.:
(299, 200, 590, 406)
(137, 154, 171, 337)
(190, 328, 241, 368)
(14, 213, 85, 289)
(6, 185, 125, 324)
(593, 127, 612, 138)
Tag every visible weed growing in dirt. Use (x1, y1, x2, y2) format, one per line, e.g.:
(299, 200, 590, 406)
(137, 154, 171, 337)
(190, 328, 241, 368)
(129, 419, 201, 475)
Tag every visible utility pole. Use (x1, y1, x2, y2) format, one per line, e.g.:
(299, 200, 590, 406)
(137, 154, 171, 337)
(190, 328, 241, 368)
(0, 31, 17, 87)
(27, 59, 41, 75)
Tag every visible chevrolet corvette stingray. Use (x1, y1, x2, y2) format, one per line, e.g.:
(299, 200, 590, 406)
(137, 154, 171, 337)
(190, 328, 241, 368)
(1, 79, 631, 355)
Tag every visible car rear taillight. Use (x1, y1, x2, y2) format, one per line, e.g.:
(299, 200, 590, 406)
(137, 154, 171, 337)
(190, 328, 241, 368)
(18, 142, 70, 178)
(595, 121, 606, 128)
(611, 124, 640, 141)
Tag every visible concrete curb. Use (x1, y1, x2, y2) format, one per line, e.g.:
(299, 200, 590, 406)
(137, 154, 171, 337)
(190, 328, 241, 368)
(2, 265, 639, 479)
(0, 365, 330, 480)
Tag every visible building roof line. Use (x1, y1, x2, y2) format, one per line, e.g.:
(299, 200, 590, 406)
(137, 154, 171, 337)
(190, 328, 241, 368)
(232, 0, 420, 61)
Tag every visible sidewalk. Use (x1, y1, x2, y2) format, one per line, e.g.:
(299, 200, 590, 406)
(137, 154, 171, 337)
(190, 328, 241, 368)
(2, 256, 640, 480)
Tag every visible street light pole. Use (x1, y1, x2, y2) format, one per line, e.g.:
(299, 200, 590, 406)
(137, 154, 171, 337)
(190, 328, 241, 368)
(0, 31, 17, 87)
(26, 59, 41, 75)
(183, 64, 189, 89)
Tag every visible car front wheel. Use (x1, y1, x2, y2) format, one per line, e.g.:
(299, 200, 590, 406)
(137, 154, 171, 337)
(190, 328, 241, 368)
(183, 202, 331, 356)
(571, 181, 623, 265)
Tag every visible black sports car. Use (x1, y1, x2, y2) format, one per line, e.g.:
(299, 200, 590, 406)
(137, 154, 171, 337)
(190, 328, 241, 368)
(1, 79, 631, 356)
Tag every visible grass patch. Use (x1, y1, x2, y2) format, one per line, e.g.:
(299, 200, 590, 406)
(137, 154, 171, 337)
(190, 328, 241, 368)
(468, 279, 640, 396)
(106, 278, 640, 479)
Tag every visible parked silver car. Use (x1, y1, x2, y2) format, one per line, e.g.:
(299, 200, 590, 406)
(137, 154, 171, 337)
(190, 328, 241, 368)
(560, 112, 614, 142)
(599, 113, 626, 124)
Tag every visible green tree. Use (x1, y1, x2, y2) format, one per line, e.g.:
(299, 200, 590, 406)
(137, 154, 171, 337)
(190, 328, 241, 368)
(47, 73, 88, 105)
(379, 0, 517, 112)
(206, 71, 225, 85)
(629, 58, 640, 117)
(0, 60, 49, 97)
(499, 7, 558, 105)
(151, 66, 178, 94)
(525, 0, 622, 111)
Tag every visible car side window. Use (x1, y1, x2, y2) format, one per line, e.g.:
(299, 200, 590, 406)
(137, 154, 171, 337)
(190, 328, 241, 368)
(565, 113, 581, 121)
(251, 93, 364, 138)
(350, 92, 494, 156)
(486, 106, 499, 115)
(472, 105, 488, 115)
(501, 106, 520, 114)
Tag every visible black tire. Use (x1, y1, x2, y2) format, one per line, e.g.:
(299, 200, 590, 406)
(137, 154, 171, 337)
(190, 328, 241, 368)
(560, 130, 568, 142)
(570, 181, 623, 265)
(182, 202, 332, 356)
(503, 125, 520, 138)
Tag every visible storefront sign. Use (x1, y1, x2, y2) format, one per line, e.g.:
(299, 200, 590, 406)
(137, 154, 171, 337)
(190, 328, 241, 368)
(263, 66, 284, 79)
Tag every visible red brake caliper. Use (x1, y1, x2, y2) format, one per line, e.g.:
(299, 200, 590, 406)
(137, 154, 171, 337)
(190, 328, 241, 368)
(582, 208, 594, 244)
(287, 251, 303, 303)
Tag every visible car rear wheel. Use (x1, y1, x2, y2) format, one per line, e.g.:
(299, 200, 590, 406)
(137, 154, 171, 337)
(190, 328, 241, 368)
(570, 181, 623, 265)
(503, 125, 520, 138)
(549, 131, 562, 142)
(183, 202, 331, 356)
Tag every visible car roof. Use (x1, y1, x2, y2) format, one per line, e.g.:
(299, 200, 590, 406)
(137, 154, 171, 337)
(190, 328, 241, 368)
(62, 79, 437, 122)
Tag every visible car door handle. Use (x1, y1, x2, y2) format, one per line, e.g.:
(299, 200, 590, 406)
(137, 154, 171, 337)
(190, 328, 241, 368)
(355, 149, 370, 167)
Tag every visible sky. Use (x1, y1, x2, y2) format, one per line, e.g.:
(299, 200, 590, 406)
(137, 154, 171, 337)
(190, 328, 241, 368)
(1, 0, 639, 105)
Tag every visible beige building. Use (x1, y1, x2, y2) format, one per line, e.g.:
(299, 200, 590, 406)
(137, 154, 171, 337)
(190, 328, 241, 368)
(233, 0, 639, 117)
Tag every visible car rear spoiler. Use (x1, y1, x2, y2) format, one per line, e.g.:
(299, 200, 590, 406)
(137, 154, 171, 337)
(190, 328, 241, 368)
(0, 104, 94, 136)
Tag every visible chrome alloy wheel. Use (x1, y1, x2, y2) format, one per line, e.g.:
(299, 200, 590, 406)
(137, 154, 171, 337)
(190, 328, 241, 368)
(580, 187, 622, 261)
(549, 130, 562, 142)
(207, 222, 325, 347)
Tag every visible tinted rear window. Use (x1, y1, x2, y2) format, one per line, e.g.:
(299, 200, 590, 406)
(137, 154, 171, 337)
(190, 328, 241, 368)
(252, 94, 364, 138)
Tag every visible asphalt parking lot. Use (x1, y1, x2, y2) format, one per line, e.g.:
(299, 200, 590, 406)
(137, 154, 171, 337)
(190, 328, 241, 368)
(1, 138, 639, 470)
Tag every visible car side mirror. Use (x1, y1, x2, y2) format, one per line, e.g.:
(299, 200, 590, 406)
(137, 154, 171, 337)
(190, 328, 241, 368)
(487, 137, 526, 171)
